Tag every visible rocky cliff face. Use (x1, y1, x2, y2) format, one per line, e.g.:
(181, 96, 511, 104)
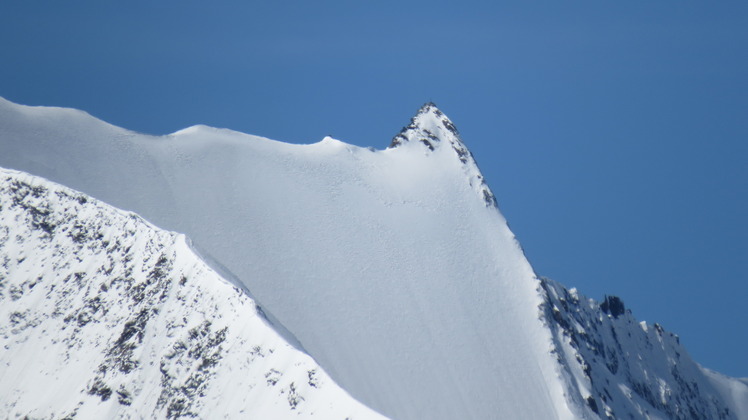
(0, 168, 383, 419)
(540, 277, 747, 419)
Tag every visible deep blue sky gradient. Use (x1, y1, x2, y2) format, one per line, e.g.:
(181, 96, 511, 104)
(2, 1, 747, 377)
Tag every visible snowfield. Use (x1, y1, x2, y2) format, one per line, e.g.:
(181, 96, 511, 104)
(1, 97, 746, 419)
(0, 168, 384, 419)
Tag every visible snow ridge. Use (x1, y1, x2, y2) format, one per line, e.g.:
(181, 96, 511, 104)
(1, 96, 747, 419)
(0, 97, 571, 419)
(0, 168, 384, 419)
(390, 102, 497, 207)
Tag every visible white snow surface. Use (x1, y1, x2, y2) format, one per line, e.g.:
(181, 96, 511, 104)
(1, 97, 746, 419)
(0, 168, 384, 419)
(0, 98, 572, 419)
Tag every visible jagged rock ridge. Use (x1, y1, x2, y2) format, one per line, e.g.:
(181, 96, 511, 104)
(540, 277, 747, 419)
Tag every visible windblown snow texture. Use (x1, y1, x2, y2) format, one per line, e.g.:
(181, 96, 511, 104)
(1, 96, 747, 419)
(0, 168, 384, 419)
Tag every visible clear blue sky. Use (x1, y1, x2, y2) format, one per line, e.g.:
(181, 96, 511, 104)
(2, 1, 747, 377)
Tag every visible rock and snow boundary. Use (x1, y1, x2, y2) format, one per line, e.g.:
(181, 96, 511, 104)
(540, 278, 748, 419)
(1, 97, 747, 419)
(0, 168, 384, 419)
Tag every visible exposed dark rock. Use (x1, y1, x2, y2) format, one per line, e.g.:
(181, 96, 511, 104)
(88, 378, 113, 402)
(600, 295, 625, 318)
(587, 395, 599, 414)
(308, 369, 319, 388)
(287, 382, 304, 409)
(539, 277, 735, 419)
(117, 386, 133, 406)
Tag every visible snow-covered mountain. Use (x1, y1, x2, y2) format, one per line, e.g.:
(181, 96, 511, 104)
(0, 96, 746, 419)
(0, 167, 384, 419)
(541, 278, 747, 419)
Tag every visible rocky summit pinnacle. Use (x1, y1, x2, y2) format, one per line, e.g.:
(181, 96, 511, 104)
(389, 102, 460, 150)
(390, 103, 498, 207)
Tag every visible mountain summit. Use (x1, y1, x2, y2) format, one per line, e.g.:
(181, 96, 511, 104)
(0, 97, 746, 419)
(389, 102, 460, 151)
(391, 102, 497, 206)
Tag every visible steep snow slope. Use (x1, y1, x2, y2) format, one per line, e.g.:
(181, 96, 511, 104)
(0, 97, 573, 419)
(0, 168, 384, 419)
(1, 97, 746, 419)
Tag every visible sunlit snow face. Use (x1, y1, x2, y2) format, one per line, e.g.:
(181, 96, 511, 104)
(0, 169, 385, 419)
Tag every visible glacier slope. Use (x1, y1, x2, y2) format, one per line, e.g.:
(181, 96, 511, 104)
(0, 167, 384, 419)
(1, 97, 746, 419)
(0, 98, 572, 419)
